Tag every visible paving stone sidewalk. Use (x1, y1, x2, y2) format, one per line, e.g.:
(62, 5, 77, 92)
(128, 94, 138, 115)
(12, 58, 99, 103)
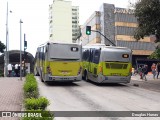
(0, 77, 24, 120)
(130, 74, 160, 92)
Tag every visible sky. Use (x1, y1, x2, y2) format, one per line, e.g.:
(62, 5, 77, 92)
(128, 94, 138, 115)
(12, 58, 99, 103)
(0, 0, 132, 56)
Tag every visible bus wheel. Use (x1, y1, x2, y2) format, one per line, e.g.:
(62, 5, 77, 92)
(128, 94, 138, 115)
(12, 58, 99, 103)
(84, 71, 89, 81)
(40, 72, 44, 82)
(34, 69, 39, 76)
(41, 77, 44, 82)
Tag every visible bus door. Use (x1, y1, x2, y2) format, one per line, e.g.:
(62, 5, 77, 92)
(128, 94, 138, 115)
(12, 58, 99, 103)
(92, 49, 101, 75)
(88, 49, 101, 75)
(88, 48, 94, 73)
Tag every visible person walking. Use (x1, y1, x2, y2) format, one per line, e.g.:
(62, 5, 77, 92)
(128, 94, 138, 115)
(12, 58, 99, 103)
(151, 63, 156, 79)
(132, 67, 135, 76)
(141, 65, 148, 81)
(156, 63, 160, 79)
(7, 64, 12, 77)
(138, 66, 142, 79)
(15, 64, 19, 77)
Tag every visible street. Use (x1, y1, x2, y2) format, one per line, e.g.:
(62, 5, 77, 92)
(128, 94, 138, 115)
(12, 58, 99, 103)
(36, 76, 160, 120)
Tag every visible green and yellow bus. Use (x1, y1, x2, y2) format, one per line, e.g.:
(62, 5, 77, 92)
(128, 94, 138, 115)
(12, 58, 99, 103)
(82, 44, 132, 83)
(34, 42, 82, 82)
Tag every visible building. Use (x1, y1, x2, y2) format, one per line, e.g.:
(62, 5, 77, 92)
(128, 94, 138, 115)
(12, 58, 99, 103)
(80, 3, 155, 66)
(72, 6, 80, 43)
(0, 50, 34, 76)
(49, 0, 79, 43)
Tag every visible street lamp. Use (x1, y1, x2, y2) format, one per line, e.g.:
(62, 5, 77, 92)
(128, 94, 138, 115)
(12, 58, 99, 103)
(4, 1, 12, 77)
(20, 19, 23, 80)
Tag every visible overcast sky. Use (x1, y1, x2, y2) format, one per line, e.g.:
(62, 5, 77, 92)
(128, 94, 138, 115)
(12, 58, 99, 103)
(0, 0, 131, 56)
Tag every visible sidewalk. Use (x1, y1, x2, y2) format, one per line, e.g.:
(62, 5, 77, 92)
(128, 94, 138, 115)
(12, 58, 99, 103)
(0, 77, 24, 112)
(130, 74, 160, 92)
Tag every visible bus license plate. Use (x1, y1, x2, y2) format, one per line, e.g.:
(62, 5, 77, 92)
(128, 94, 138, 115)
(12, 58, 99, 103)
(62, 72, 68, 74)
(111, 73, 120, 76)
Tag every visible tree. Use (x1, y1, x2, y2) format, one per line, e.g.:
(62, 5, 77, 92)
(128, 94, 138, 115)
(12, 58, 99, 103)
(134, 0, 160, 59)
(134, 0, 160, 41)
(0, 41, 6, 53)
(148, 49, 160, 59)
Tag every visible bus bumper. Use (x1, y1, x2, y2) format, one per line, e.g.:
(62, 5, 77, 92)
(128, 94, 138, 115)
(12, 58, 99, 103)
(44, 74, 82, 82)
(98, 75, 131, 83)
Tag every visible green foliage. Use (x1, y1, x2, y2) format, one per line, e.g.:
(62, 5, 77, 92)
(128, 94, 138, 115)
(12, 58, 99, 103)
(0, 41, 5, 53)
(23, 74, 39, 98)
(24, 97, 49, 110)
(22, 117, 53, 120)
(148, 49, 160, 59)
(0, 70, 4, 77)
(23, 74, 53, 120)
(134, 0, 160, 42)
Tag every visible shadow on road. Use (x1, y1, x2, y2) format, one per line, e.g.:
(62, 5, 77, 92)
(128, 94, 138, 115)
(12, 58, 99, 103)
(83, 79, 128, 87)
(44, 81, 80, 87)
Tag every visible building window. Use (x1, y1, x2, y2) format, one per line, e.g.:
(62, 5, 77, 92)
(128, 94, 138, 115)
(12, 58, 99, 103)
(50, 34, 53, 37)
(72, 9, 77, 11)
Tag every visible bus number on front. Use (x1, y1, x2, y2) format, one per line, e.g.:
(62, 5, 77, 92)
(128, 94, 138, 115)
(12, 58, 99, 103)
(71, 47, 78, 52)
(122, 54, 129, 58)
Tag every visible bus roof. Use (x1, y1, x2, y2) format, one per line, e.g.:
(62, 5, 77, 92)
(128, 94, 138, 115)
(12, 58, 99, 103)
(38, 41, 81, 47)
(83, 44, 131, 51)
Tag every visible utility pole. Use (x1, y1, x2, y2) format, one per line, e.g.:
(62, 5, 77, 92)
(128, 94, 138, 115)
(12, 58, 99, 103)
(4, 2, 9, 77)
(24, 34, 27, 77)
(20, 19, 23, 80)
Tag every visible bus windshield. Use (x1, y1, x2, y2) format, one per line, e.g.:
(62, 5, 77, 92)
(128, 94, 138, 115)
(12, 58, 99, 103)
(49, 44, 81, 61)
(101, 48, 131, 62)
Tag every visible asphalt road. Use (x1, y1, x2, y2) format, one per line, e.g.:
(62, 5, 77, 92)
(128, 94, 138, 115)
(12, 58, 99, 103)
(36, 77, 160, 120)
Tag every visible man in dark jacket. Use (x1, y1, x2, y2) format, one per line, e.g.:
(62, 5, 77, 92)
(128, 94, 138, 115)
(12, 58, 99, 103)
(156, 63, 160, 79)
(141, 65, 148, 81)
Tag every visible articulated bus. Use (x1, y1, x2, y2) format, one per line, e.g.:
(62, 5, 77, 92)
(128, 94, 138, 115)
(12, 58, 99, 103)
(34, 42, 82, 82)
(82, 44, 132, 83)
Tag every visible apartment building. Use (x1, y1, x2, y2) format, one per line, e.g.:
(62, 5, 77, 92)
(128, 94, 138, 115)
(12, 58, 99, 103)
(72, 6, 80, 43)
(81, 3, 155, 66)
(49, 0, 79, 43)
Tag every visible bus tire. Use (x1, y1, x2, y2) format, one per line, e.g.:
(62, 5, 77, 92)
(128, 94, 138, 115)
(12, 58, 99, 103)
(41, 76, 44, 82)
(40, 71, 44, 82)
(34, 68, 39, 76)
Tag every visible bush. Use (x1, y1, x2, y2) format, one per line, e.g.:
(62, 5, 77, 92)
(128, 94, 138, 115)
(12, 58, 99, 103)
(24, 97, 49, 110)
(23, 74, 39, 98)
(0, 70, 4, 77)
(23, 74, 53, 120)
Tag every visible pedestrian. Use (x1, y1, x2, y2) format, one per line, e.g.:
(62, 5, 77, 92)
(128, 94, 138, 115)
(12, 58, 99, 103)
(141, 65, 148, 81)
(151, 63, 156, 79)
(7, 64, 12, 77)
(132, 67, 135, 76)
(138, 66, 142, 79)
(15, 64, 19, 77)
(156, 63, 160, 79)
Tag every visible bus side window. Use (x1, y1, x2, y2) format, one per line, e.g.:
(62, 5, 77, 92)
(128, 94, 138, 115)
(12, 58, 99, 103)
(82, 50, 89, 61)
(89, 49, 94, 62)
(93, 49, 100, 64)
(42, 46, 45, 60)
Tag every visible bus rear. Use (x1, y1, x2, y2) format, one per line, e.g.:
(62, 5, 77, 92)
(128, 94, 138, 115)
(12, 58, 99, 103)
(44, 43, 82, 82)
(97, 47, 132, 83)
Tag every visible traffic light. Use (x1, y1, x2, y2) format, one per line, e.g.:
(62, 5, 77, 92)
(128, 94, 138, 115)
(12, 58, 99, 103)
(24, 40, 27, 50)
(86, 26, 91, 35)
